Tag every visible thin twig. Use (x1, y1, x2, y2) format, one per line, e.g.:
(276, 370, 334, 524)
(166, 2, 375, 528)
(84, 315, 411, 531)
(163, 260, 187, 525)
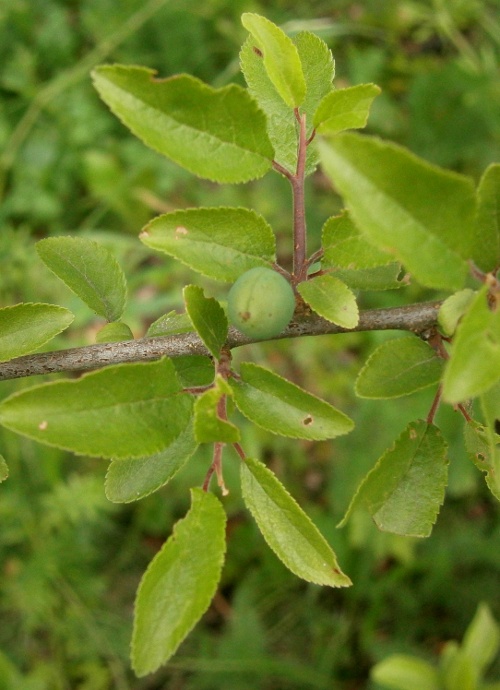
(427, 385, 443, 425)
(0, 301, 443, 382)
(292, 112, 308, 283)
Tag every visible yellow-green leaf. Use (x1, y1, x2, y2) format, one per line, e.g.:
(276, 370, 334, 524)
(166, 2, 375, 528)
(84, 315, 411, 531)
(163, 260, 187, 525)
(132, 489, 226, 676)
(241, 458, 351, 587)
(92, 66, 273, 184)
(0, 303, 74, 363)
(241, 13, 306, 108)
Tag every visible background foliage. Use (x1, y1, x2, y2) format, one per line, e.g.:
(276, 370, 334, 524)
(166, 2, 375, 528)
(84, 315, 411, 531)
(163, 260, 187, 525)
(1, 0, 500, 688)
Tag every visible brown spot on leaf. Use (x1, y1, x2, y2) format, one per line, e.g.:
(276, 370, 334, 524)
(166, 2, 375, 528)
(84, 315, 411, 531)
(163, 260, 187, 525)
(252, 46, 263, 57)
(240, 311, 251, 322)
(303, 415, 313, 426)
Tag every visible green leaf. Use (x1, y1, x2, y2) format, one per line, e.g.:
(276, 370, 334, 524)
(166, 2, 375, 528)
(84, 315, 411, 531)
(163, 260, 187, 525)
(0, 303, 74, 362)
(440, 643, 478, 690)
(480, 380, 500, 438)
(172, 355, 214, 388)
(297, 274, 359, 329)
(442, 287, 500, 403)
(92, 66, 273, 184)
(314, 83, 381, 134)
(132, 488, 226, 676)
(105, 420, 198, 503)
(146, 311, 194, 337)
(371, 655, 440, 690)
(37, 237, 127, 322)
(473, 164, 500, 272)
(464, 421, 500, 501)
(140, 207, 276, 282)
(334, 264, 404, 291)
(462, 603, 500, 676)
(95, 321, 134, 343)
(194, 376, 240, 444)
(322, 210, 392, 270)
(295, 31, 335, 126)
(240, 37, 297, 175)
(295, 31, 335, 174)
(0, 359, 193, 460)
(241, 457, 351, 587)
(0, 455, 8, 483)
(240, 31, 333, 176)
(478, 382, 500, 500)
(438, 289, 476, 336)
(241, 13, 306, 108)
(230, 362, 354, 440)
(355, 336, 444, 399)
(183, 285, 227, 359)
(318, 134, 475, 291)
(339, 421, 448, 537)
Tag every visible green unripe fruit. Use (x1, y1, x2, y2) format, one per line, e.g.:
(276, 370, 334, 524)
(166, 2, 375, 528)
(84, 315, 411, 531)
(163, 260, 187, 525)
(227, 267, 295, 340)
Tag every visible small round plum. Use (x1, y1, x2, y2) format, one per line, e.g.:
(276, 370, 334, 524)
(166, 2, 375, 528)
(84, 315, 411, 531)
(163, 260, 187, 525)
(227, 267, 295, 340)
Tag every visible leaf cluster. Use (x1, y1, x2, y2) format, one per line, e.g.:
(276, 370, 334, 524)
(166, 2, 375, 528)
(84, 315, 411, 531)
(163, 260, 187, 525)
(0, 9, 499, 679)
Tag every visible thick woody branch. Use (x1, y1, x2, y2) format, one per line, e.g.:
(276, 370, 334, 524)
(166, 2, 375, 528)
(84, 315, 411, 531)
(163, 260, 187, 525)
(0, 301, 442, 382)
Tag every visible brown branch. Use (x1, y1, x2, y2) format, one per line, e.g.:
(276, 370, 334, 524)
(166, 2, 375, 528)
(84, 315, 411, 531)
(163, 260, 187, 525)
(0, 301, 443, 382)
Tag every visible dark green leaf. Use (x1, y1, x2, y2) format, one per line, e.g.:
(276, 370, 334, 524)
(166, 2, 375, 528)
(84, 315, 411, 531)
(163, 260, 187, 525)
(92, 66, 273, 183)
(473, 164, 500, 272)
(355, 336, 444, 399)
(241, 458, 351, 586)
(0, 359, 193, 460)
(105, 420, 198, 503)
(132, 489, 226, 676)
(172, 355, 214, 388)
(339, 421, 448, 537)
(37, 237, 127, 321)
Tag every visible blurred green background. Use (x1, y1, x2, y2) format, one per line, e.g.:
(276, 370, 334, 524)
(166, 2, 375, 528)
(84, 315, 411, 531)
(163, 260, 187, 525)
(1, 0, 500, 688)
